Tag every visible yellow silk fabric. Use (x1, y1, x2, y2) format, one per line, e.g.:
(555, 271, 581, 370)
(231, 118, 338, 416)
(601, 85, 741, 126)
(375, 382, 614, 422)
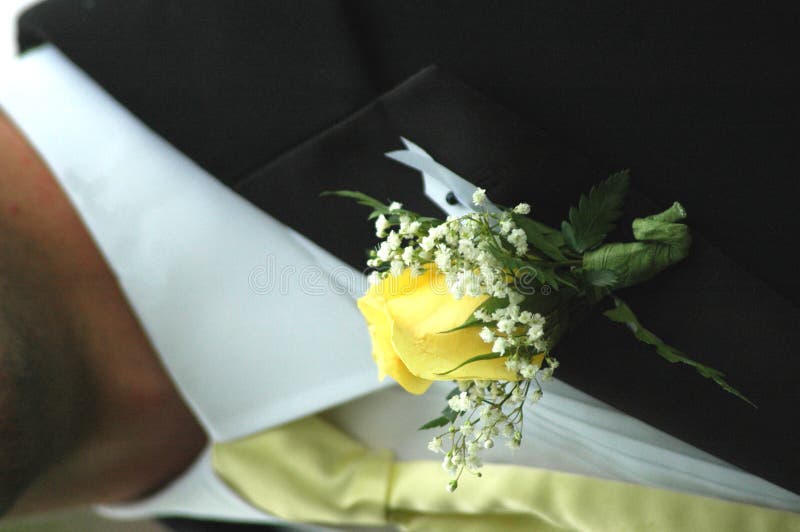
(212, 416, 799, 531)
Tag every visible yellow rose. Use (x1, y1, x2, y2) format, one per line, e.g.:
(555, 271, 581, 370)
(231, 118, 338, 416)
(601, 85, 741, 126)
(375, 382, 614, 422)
(357, 264, 523, 395)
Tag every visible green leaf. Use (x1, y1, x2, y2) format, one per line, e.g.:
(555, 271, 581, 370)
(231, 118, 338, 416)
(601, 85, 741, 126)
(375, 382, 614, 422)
(532, 219, 566, 248)
(321, 190, 388, 211)
(445, 386, 462, 399)
(512, 214, 567, 261)
(435, 353, 502, 376)
(603, 297, 755, 407)
(561, 170, 630, 253)
(484, 237, 527, 272)
(583, 201, 691, 290)
(582, 269, 618, 288)
(441, 406, 459, 423)
(518, 288, 563, 315)
(418, 416, 451, 430)
(438, 297, 507, 333)
(532, 266, 579, 291)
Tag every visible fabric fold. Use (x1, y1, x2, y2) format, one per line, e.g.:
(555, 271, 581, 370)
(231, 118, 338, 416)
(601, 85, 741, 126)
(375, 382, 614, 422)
(213, 416, 393, 527)
(212, 415, 800, 531)
(0, 44, 390, 442)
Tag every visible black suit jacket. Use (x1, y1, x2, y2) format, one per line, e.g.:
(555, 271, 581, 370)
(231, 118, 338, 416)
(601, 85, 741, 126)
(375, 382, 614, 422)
(16, 0, 800, 528)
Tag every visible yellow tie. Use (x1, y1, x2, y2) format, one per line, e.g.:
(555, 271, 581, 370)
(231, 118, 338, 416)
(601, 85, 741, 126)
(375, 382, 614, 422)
(212, 416, 799, 531)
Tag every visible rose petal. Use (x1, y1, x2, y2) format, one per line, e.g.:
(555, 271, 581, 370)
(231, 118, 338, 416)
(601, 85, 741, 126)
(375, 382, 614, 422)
(386, 266, 520, 382)
(357, 277, 431, 395)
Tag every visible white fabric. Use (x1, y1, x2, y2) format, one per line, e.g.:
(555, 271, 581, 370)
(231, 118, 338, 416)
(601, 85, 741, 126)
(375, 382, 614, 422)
(0, 45, 390, 444)
(1, 45, 798, 524)
(387, 137, 496, 217)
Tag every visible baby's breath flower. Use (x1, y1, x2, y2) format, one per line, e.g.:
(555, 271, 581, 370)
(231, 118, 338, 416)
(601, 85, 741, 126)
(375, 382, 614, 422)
(462, 271, 482, 297)
(428, 437, 444, 453)
(472, 187, 487, 207)
(491, 307, 508, 321)
(390, 260, 405, 277)
(508, 228, 529, 256)
(479, 326, 495, 344)
(430, 223, 448, 239)
(442, 455, 458, 476)
(481, 406, 501, 424)
(487, 382, 504, 400)
(387, 230, 402, 250)
(448, 391, 472, 412)
(465, 454, 483, 472)
(376, 242, 392, 262)
(434, 245, 452, 270)
(504, 430, 523, 451)
(448, 279, 466, 300)
(490, 281, 509, 299)
(513, 203, 531, 215)
(497, 318, 516, 335)
(474, 308, 492, 322)
(519, 362, 539, 379)
(420, 234, 437, 252)
(375, 214, 390, 237)
(499, 217, 515, 235)
(526, 314, 546, 342)
(465, 441, 479, 456)
(527, 325, 544, 342)
(492, 337, 510, 355)
(389, 201, 403, 211)
(401, 246, 415, 264)
(504, 355, 520, 371)
(510, 386, 525, 404)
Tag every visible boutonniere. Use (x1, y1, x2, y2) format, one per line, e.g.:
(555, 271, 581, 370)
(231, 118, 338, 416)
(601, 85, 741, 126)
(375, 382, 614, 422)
(325, 142, 751, 492)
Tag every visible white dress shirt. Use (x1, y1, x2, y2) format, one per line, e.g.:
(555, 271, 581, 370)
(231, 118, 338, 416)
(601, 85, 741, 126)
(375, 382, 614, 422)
(1, 45, 798, 525)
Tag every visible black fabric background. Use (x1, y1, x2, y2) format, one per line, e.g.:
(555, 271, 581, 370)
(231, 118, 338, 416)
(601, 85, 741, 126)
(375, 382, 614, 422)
(18, 0, 800, 307)
(237, 65, 800, 499)
(13, 0, 800, 527)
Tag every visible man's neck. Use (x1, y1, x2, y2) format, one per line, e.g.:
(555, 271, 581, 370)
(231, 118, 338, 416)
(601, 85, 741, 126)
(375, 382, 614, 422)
(1, 111, 207, 514)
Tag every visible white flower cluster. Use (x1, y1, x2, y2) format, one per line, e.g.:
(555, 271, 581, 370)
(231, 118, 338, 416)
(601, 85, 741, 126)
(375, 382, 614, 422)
(368, 202, 428, 285)
(367, 189, 563, 490)
(427, 364, 558, 490)
(474, 296, 548, 368)
(369, 189, 552, 378)
(367, 191, 535, 302)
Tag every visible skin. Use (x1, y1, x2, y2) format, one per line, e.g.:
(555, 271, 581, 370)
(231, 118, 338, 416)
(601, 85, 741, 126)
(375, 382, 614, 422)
(0, 110, 207, 515)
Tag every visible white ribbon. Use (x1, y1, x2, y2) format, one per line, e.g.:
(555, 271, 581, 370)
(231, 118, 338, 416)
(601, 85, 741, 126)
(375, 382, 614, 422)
(385, 137, 500, 216)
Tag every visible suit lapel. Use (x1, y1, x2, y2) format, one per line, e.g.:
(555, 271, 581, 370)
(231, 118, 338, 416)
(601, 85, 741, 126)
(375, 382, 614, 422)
(237, 67, 800, 495)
